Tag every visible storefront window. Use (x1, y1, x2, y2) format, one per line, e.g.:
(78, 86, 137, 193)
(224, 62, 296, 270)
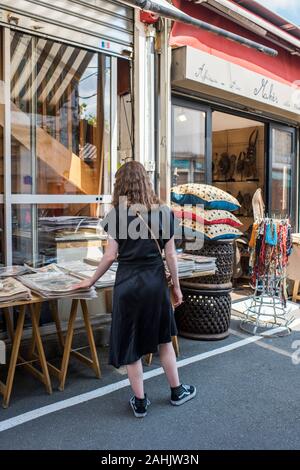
(12, 204, 106, 266)
(11, 31, 111, 195)
(171, 105, 206, 187)
(0, 30, 3, 194)
(117, 58, 133, 167)
(0, 205, 4, 266)
(270, 128, 294, 220)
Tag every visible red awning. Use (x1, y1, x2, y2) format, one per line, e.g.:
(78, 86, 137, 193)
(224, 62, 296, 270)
(170, 0, 300, 87)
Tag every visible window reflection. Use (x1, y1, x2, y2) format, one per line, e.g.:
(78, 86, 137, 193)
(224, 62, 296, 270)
(12, 204, 106, 266)
(11, 32, 111, 196)
(171, 105, 206, 187)
(271, 129, 293, 218)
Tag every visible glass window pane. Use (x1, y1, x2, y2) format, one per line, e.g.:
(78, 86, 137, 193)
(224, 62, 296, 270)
(12, 204, 33, 264)
(0, 204, 4, 266)
(0, 206, 4, 334)
(0, 30, 4, 194)
(171, 105, 206, 187)
(12, 204, 106, 265)
(117, 58, 133, 167)
(11, 31, 111, 195)
(270, 129, 293, 218)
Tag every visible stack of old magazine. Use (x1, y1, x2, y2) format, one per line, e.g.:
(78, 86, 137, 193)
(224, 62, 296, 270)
(39, 216, 101, 232)
(0, 277, 32, 303)
(57, 260, 116, 289)
(0, 265, 30, 278)
(85, 255, 216, 279)
(18, 264, 97, 299)
(177, 254, 217, 274)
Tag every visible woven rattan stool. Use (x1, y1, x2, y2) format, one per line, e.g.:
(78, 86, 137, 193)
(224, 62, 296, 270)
(185, 240, 234, 285)
(175, 286, 232, 340)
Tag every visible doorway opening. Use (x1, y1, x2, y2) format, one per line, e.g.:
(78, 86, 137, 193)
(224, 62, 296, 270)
(212, 111, 266, 282)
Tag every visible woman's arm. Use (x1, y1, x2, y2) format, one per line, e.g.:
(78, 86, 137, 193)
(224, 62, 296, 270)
(164, 236, 180, 288)
(164, 236, 183, 307)
(73, 238, 118, 289)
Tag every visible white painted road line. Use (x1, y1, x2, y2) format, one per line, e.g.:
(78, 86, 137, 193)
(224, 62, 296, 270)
(0, 323, 296, 433)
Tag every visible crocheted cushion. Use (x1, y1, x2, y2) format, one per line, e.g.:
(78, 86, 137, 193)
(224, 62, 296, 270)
(171, 184, 240, 211)
(179, 218, 243, 241)
(172, 204, 242, 228)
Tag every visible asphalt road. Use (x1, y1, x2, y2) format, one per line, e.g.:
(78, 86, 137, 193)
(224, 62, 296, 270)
(0, 317, 300, 450)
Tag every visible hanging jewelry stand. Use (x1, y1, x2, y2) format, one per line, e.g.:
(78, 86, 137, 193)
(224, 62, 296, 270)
(240, 216, 294, 337)
(240, 275, 294, 336)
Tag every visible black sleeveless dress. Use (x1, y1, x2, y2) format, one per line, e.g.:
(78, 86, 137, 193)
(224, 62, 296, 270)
(102, 205, 178, 368)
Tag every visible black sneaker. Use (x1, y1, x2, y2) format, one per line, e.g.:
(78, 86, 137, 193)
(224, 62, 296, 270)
(129, 395, 151, 418)
(170, 384, 196, 406)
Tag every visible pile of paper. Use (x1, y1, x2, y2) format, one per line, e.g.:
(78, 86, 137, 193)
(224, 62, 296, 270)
(0, 265, 30, 278)
(57, 260, 116, 288)
(39, 216, 101, 232)
(176, 253, 217, 277)
(0, 277, 32, 303)
(178, 254, 217, 273)
(18, 272, 97, 299)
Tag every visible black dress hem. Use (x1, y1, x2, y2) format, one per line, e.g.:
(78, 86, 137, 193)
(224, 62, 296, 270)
(109, 337, 175, 369)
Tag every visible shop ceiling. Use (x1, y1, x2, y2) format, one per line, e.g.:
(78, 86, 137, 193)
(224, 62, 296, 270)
(212, 112, 264, 132)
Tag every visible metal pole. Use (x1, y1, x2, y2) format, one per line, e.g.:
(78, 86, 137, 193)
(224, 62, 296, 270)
(122, 0, 278, 56)
(144, 26, 156, 184)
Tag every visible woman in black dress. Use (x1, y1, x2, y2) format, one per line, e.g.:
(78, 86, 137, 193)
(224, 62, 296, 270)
(75, 162, 196, 417)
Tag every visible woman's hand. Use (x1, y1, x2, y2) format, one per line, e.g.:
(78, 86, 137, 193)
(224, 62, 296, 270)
(72, 279, 93, 290)
(172, 286, 183, 308)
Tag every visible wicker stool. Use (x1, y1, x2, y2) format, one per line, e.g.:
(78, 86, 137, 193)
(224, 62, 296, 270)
(175, 286, 232, 340)
(185, 240, 234, 285)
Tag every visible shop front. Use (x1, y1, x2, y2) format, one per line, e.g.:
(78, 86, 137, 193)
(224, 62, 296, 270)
(0, 0, 134, 333)
(169, 2, 300, 255)
(0, 0, 134, 268)
(171, 46, 299, 232)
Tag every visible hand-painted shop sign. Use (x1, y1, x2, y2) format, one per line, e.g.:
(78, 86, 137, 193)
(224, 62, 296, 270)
(172, 46, 300, 116)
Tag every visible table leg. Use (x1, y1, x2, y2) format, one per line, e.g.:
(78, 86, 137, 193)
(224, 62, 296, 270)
(30, 304, 52, 395)
(2, 305, 26, 408)
(3, 307, 14, 341)
(28, 306, 41, 359)
(50, 300, 65, 351)
(172, 336, 180, 357)
(80, 299, 101, 378)
(145, 353, 153, 366)
(145, 336, 179, 367)
(58, 299, 79, 391)
(292, 280, 300, 303)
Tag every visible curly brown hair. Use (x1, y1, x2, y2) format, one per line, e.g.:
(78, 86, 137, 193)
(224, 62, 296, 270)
(112, 161, 160, 210)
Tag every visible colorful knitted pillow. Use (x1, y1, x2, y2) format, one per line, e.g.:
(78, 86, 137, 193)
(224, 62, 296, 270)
(172, 204, 242, 228)
(179, 218, 243, 241)
(171, 184, 240, 211)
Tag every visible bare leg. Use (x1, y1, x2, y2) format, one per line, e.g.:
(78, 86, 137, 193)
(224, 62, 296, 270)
(126, 359, 145, 399)
(159, 342, 180, 388)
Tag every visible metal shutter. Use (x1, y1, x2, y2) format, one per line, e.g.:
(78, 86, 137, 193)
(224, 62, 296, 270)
(0, 0, 133, 56)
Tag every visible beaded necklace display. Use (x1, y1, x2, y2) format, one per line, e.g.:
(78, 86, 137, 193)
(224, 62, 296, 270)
(249, 218, 292, 303)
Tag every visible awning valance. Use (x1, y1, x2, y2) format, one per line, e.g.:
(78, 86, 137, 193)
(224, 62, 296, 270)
(122, 0, 277, 56)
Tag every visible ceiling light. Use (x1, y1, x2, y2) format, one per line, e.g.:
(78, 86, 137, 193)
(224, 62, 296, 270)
(177, 113, 187, 123)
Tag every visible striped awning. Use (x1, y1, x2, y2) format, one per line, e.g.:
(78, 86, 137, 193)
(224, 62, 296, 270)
(10, 31, 93, 107)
